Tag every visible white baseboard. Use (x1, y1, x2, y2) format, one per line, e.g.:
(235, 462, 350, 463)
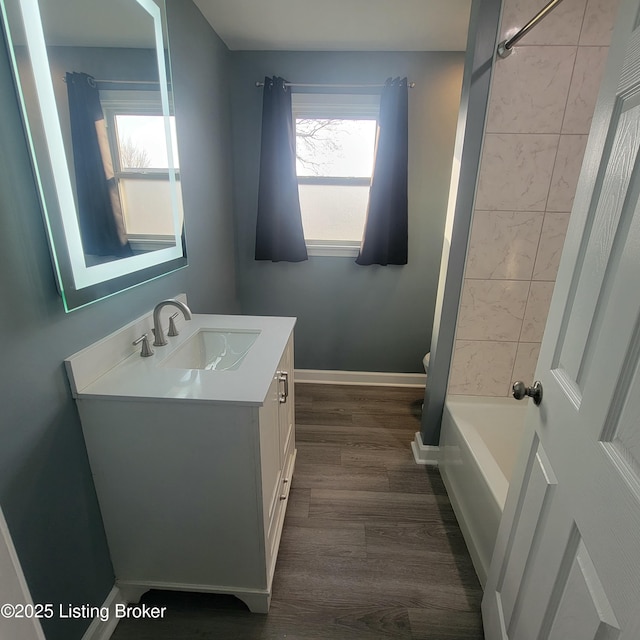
(295, 369, 426, 387)
(411, 432, 439, 465)
(81, 586, 126, 640)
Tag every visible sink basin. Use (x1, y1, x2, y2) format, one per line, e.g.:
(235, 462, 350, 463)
(161, 329, 260, 371)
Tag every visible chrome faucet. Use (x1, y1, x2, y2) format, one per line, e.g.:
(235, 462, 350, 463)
(152, 299, 192, 346)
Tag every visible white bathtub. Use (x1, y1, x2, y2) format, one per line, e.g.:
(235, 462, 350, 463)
(439, 396, 527, 587)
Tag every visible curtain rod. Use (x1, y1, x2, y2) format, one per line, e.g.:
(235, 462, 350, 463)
(254, 81, 415, 89)
(62, 77, 165, 86)
(497, 0, 565, 58)
(95, 79, 164, 85)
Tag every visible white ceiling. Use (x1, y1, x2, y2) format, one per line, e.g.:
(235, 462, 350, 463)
(192, 0, 472, 52)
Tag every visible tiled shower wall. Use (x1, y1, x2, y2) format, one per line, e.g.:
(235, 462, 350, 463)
(448, 0, 619, 396)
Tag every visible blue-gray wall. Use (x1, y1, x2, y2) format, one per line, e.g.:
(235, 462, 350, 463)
(0, 1, 237, 637)
(230, 51, 464, 373)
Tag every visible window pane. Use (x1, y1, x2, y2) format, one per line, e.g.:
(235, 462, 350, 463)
(115, 115, 179, 170)
(299, 184, 369, 242)
(296, 119, 376, 178)
(119, 177, 183, 237)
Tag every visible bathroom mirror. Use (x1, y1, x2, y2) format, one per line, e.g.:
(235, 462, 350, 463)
(0, 0, 187, 311)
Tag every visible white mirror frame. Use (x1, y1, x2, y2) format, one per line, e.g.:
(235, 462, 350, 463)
(0, 0, 187, 311)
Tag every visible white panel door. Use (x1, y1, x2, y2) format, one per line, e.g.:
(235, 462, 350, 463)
(0, 507, 46, 640)
(482, 1, 640, 638)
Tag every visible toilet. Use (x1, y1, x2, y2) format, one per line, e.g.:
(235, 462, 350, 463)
(423, 352, 430, 376)
(421, 352, 430, 411)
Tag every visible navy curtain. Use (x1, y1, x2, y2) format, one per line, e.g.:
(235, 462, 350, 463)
(356, 77, 409, 266)
(255, 76, 308, 262)
(66, 72, 131, 259)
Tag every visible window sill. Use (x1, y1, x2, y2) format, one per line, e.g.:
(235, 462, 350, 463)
(306, 243, 360, 258)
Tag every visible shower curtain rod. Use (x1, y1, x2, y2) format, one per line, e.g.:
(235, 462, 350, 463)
(254, 81, 416, 89)
(497, 0, 565, 58)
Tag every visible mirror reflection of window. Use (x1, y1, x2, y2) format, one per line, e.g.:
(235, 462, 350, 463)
(115, 114, 179, 170)
(100, 91, 183, 254)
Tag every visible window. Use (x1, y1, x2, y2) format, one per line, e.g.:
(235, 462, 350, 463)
(100, 90, 183, 253)
(292, 93, 379, 256)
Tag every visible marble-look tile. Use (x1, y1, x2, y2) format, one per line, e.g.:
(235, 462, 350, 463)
(511, 342, 542, 394)
(579, 0, 620, 45)
(487, 46, 576, 134)
(521, 281, 555, 342)
(562, 46, 609, 134)
(546, 134, 588, 212)
(500, 0, 587, 46)
(476, 134, 559, 211)
(466, 211, 544, 280)
(457, 279, 529, 341)
(448, 340, 518, 397)
(533, 213, 571, 281)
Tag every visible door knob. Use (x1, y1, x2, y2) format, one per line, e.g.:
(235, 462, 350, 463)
(512, 380, 543, 405)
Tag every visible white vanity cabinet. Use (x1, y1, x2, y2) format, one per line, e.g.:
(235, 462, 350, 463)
(72, 321, 296, 614)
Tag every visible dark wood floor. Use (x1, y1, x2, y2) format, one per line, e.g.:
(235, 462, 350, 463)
(111, 384, 484, 639)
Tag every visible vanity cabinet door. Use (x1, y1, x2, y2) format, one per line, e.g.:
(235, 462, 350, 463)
(265, 336, 296, 574)
(260, 372, 283, 545)
(277, 336, 295, 473)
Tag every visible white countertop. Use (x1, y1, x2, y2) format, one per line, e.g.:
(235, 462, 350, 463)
(66, 312, 296, 406)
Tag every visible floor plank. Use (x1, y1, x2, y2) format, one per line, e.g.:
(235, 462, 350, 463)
(308, 488, 452, 523)
(408, 608, 484, 639)
(278, 517, 367, 559)
(111, 383, 484, 639)
(294, 442, 343, 465)
(293, 461, 391, 491)
(365, 522, 471, 558)
(297, 423, 414, 449)
(387, 466, 448, 494)
(341, 446, 417, 471)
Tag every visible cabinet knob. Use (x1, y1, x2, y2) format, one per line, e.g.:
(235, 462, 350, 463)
(279, 495, 287, 501)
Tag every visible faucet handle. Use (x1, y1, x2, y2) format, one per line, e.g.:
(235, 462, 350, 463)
(133, 334, 154, 357)
(167, 312, 180, 337)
